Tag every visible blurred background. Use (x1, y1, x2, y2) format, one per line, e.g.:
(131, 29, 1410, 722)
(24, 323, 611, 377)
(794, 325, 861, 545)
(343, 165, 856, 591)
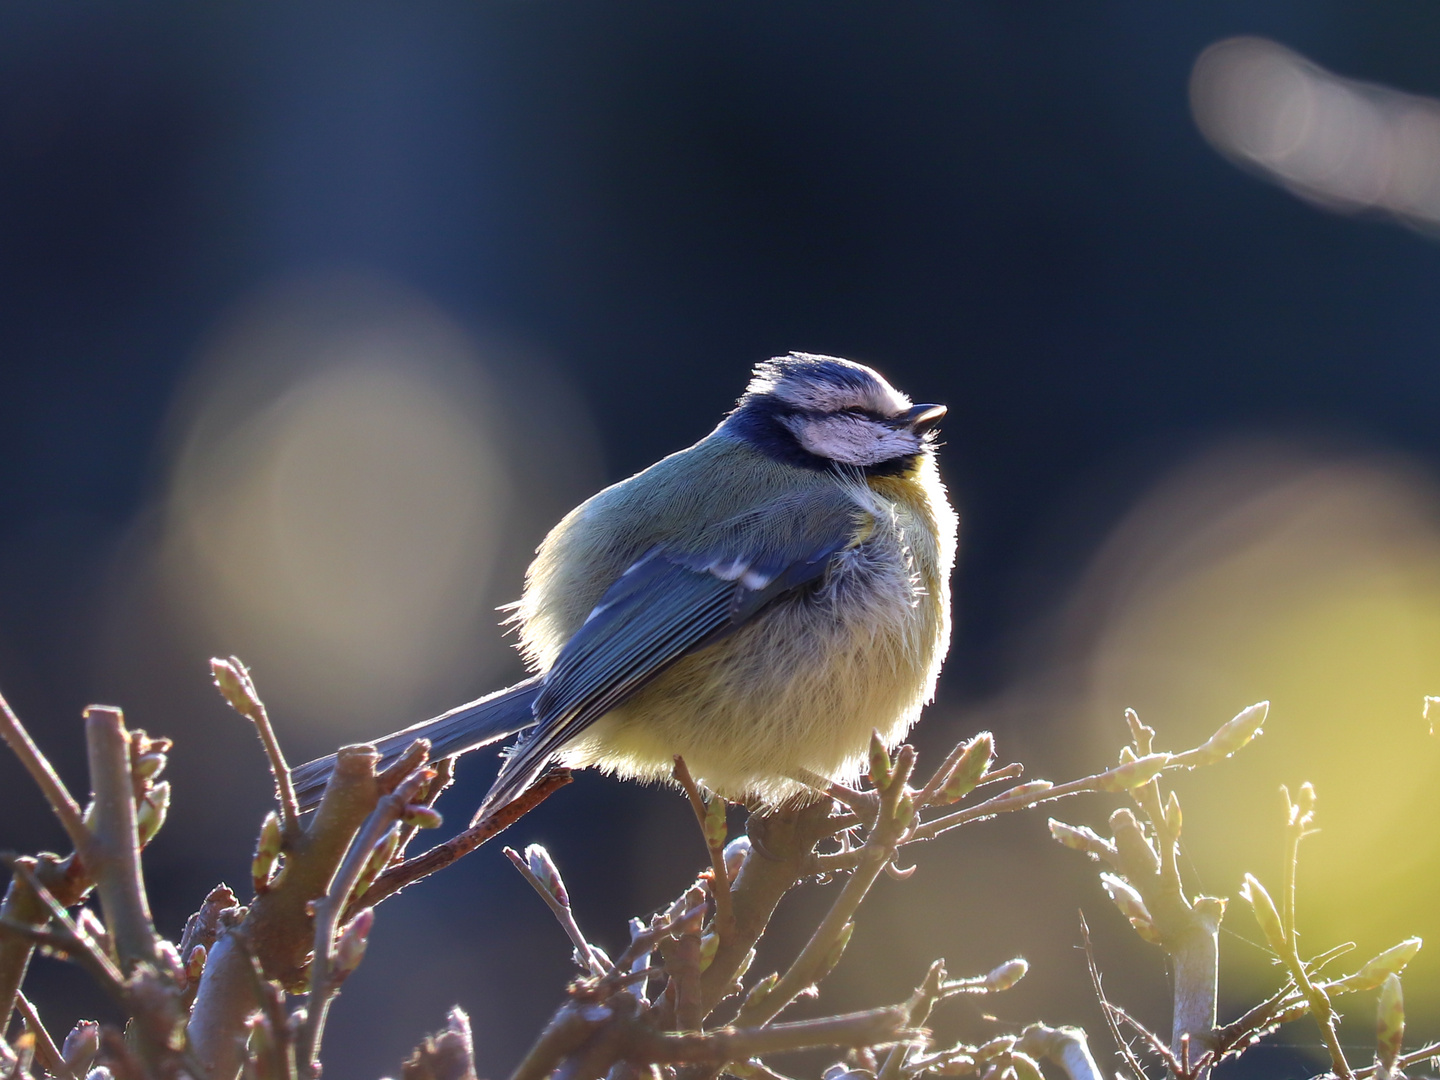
(4, 4, 1440, 1077)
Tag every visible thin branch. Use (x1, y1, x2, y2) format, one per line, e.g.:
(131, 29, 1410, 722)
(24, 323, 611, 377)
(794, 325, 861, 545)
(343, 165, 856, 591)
(82, 706, 160, 972)
(297, 765, 433, 1076)
(1274, 789, 1351, 1080)
(1016, 1024, 1103, 1080)
(3, 859, 126, 998)
(1332, 1040, 1440, 1079)
(395, 757, 455, 861)
(211, 658, 300, 836)
(739, 747, 917, 1028)
(14, 991, 76, 1080)
(1079, 912, 1149, 1080)
(0, 687, 90, 854)
(346, 768, 572, 919)
(877, 960, 944, 1080)
(504, 847, 607, 978)
(636, 1006, 911, 1063)
(672, 757, 736, 944)
(0, 852, 89, 1042)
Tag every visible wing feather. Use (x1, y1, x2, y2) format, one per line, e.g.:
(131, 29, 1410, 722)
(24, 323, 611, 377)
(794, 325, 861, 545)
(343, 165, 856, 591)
(475, 485, 869, 817)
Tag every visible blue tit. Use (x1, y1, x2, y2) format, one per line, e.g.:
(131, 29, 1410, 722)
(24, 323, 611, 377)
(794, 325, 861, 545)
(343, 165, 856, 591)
(291, 352, 957, 817)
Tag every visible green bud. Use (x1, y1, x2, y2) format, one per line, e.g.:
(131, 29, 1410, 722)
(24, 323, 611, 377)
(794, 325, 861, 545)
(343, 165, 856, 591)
(743, 972, 779, 1013)
(1333, 938, 1424, 993)
(401, 805, 444, 830)
(1239, 874, 1287, 954)
(137, 781, 170, 846)
(352, 825, 401, 902)
(868, 731, 893, 790)
(698, 931, 719, 972)
(1376, 973, 1404, 1075)
(1095, 753, 1171, 792)
(703, 793, 728, 850)
(184, 944, 207, 986)
(734, 947, 756, 982)
(817, 921, 855, 982)
(252, 811, 282, 895)
(1192, 701, 1268, 764)
(210, 656, 262, 719)
(942, 732, 995, 803)
(334, 908, 374, 977)
(893, 792, 916, 824)
(133, 751, 168, 781)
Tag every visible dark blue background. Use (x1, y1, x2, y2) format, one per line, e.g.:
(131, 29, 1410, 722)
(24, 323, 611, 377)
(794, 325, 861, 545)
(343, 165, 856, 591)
(4, 5, 1439, 1078)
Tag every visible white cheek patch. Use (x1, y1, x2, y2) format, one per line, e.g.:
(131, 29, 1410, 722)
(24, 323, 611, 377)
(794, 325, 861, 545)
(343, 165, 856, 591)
(783, 415, 922, 466)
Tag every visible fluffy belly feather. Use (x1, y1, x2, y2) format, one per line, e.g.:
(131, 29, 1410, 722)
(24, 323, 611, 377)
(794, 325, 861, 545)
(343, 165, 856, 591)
(557, 519, 946, 803)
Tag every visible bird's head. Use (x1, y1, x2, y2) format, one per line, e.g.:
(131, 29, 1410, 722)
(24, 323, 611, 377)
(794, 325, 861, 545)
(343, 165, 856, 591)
(724, 352, 945, 472)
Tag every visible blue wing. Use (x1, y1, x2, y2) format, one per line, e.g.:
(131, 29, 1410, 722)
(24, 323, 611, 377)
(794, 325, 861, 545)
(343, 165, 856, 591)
(474, 486, 869, 818)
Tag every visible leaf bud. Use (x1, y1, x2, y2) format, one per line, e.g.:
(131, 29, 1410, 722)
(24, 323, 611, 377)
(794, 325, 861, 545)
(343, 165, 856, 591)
(1192, 701, 1268, 764)
(62, 1020, 100, 1074)
(942, 732, 995, 803)
(983, 958, 1029, 992)
(252, 811, 282, 895)
(524, 844, 570, 908)
(401, 805, 443, 830)
(743, 972, 779, 1013)
(698, 931, 719, 972)
(1100, 874, 1162, 945)
(1374, 973, 1404, 1076)
(352, 824, 401, 902)
(704, 793, 728, 850)
(1048, 819, 1117, 862)
(334, 908, 374, 977)
(1095, 753, 1171, 793)
(185, 944, 207, 985)
(155, 939, 184, 982)
(868, 731, 893, 790)
(734, 946, 756, 982)
(1333, 938, 1424, 992)
(133, 751, 168, 781)
(1238, 873, 1287, 954)
(723, 835, 752, 882)
(136, 781, 171, 847)
(210, 656, 262, 718)
(817, 921, 855, 981)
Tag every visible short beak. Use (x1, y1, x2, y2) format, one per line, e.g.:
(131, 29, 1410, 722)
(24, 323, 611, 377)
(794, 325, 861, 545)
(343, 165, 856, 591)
(904, 403, 946, 433)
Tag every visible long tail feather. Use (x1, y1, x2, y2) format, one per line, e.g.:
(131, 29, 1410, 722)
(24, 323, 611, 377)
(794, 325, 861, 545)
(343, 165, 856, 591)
(291, 676, 542, 811)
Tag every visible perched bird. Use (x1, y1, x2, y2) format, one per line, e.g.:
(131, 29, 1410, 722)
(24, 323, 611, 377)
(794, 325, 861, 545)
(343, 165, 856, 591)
(291, 353, 957, 818)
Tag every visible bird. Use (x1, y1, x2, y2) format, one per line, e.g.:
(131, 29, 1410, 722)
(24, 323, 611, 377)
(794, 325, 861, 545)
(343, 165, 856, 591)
(290, 352, 957, 820)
